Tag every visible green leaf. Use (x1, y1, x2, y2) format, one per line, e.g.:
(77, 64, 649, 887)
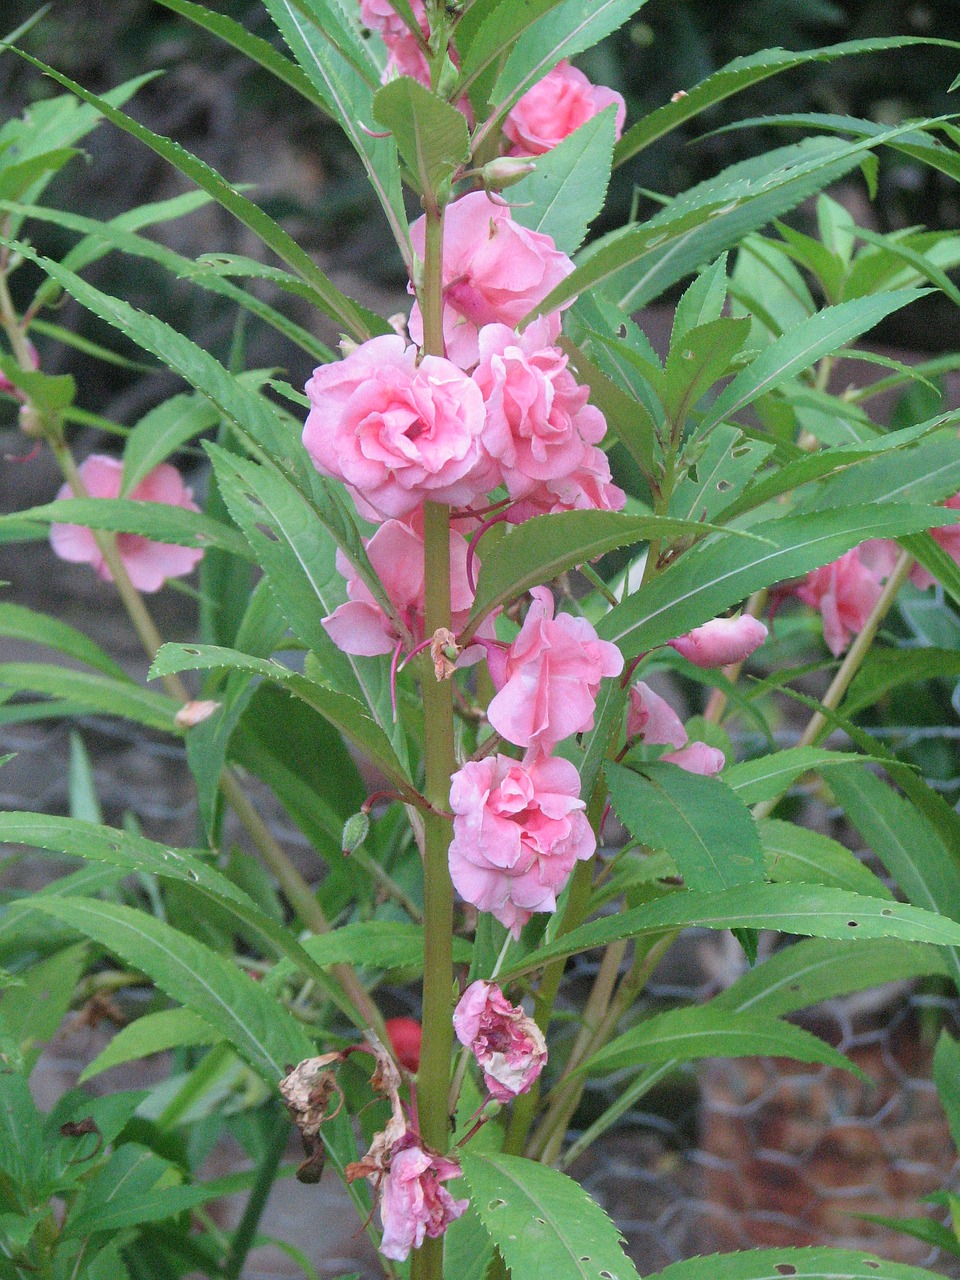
(261, 0, 409, 263)
(149, 644, 419, 804)
(484, 0, 647, 133)
(466, 510, 741, 633)
(460, 1151, 642, 1280)
(27, 897, 313, 1082)
(724, 748, 865, 804)
(502, 883, 960, 980)
(647, 1247, 956, 1280)
(843, 646, 960, 716)
(11, 50, 379, 341)
(0, 1073, 45, 1201)
(827, 765, 960, 990)
(700, 290, 925, 435)
(205, 444, 397, 737)
(579, 1005, 862, 1079)
(613, 37, 958, 165)
(510, 107, 618, 255)
(79, 1009, 221, 1083)
(933, 1030, 960, 1153)
(4, 497, 252, 560)
(760, 820, 893, 899)
(268, 923, 472, 990)
(122, 393, 220, 494)
(607, 761, 765, 891)
(0, 943, 87, 1067)
(669, 426, 772, 524)
(457, 0, 568, 92)
(662, 316, 751, 428)
(0, 664, 178, 732)
(713, 936, 948, 1019)
(596, 505, 957, 661)
(372, 76, 470, 193)
(0, 602, 128, 680)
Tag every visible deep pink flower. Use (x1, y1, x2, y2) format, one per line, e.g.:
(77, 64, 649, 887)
(662, 741, 726, 776)
(379, 1138, 468, 1261)
(448, 752, 595, 936)
(49, 454, 203, 593)
(408, 192, 575, 368)
(473, 318, 606, 499)
(303, 335, 488, 520)
(321, 509, 477, 656)
(668, 615, 768, 668)
(910, 494, 960, 590)
(793, 549, 884, 657)
(486, 587, 624, 756)
(505, 445, 626, 523)
(453, 980, 547, 1102)
(627, 681, 687, 749)
(503, 60, 626, 157)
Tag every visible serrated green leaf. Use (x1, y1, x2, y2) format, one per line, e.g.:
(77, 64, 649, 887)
(80, 1008, 222, 1082)
(607, 761, 765, 891)
(669, 426, 772, 524)
(4, 496, 252, 560)
(373, 75, 470, 193)
(843, 646, 960, 716)
(460, 1151, 642, 1280)
(27, 897, 313, 1082)
(502, 883, 960, 980)
(267, 922, 471, 990)
(122, 393, 220, 495)
(647, 1247, 955, 1280)
(510, 107, 617, 255)
(579, 1005, 862, 1079)
(662, 315, 751, 427)
(149, 644, 419, 804)
(0, 602, 128, 680)
(724, 748, 866, 804)
(0, 664, 178, 732)
(596, 505, 958, 661)
(933, 1031, 960, 1153)
(760, 820, 893, 899)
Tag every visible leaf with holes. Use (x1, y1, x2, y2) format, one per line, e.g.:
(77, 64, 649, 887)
(647, 1247, 955, 1280)
(460, 1151, 642, 1280)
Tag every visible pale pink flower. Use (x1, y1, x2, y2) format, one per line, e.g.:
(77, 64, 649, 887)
(909, 494, 960, 590)
(359, 0, 427, 42)
(49, 454, 203, 593)
(486, 587, 624, 756)
(0, 340, 39, 399)
(668, 615, 768, 668)
(503, 60, 626, 157)
(322, 509, 477, 656)
(473, 318, 606, 499)
(383, 33, 431, 85)
(792, 549, 884, 657)
(408, 192, 574, 369)
(627, 681, 687, 749)
(448, 752, 595, 936)
(303, 335, 488, 520)
(379, 1137, 468, 1262)
(662, 741, 726, 776)
(505, 445, 626, 523)
(453, 980, 547, 1102)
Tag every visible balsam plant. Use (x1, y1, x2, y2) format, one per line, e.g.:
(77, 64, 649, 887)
(5, 3, 960, 1279)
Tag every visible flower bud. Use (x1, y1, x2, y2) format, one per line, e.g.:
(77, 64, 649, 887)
(668, 615, 768, 668)
(481, 156, 538, 190)
(174, 699, 221, 729)
(341, 810, 371, 856)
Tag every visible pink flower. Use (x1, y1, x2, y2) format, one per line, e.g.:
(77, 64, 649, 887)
(486, 587, 624, 756)
(668, 615, 768, 668)
(448, 752, 595, 936)
(627, 681, 687, 749)
(408, 192, 575, 369)
(792, 549, 884, 656)
(910, 494, 960, 590)
(473, 318, 607, 499)
(662, 741, 726, 776)
(359, 0, 427, 42)
(321, 509, 477, 656)
(453, 980, 547, 1102)
(302, 335, 488, 520)
(379, 1138, 468, 1262)
(49, 455, 203, 593)
(505, 445, 626, 523)
(503, 60, 626, 158)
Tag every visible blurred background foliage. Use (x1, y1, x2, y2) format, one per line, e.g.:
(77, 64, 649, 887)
(2, 0, 960, 430)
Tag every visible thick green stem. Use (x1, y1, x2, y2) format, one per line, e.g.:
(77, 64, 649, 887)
(414, 201, 454, 1280)
(753, 548, 914, 822)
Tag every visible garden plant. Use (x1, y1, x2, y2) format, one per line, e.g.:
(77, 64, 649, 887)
(6, 2, 960, 1279)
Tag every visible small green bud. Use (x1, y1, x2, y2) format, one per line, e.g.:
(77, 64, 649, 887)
(481, 157, 537, 191)
(481, 1099, 502, 1120)
(342, 811, 370, 857)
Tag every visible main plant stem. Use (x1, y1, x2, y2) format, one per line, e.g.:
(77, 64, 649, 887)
(414, 204, 455, 1280)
